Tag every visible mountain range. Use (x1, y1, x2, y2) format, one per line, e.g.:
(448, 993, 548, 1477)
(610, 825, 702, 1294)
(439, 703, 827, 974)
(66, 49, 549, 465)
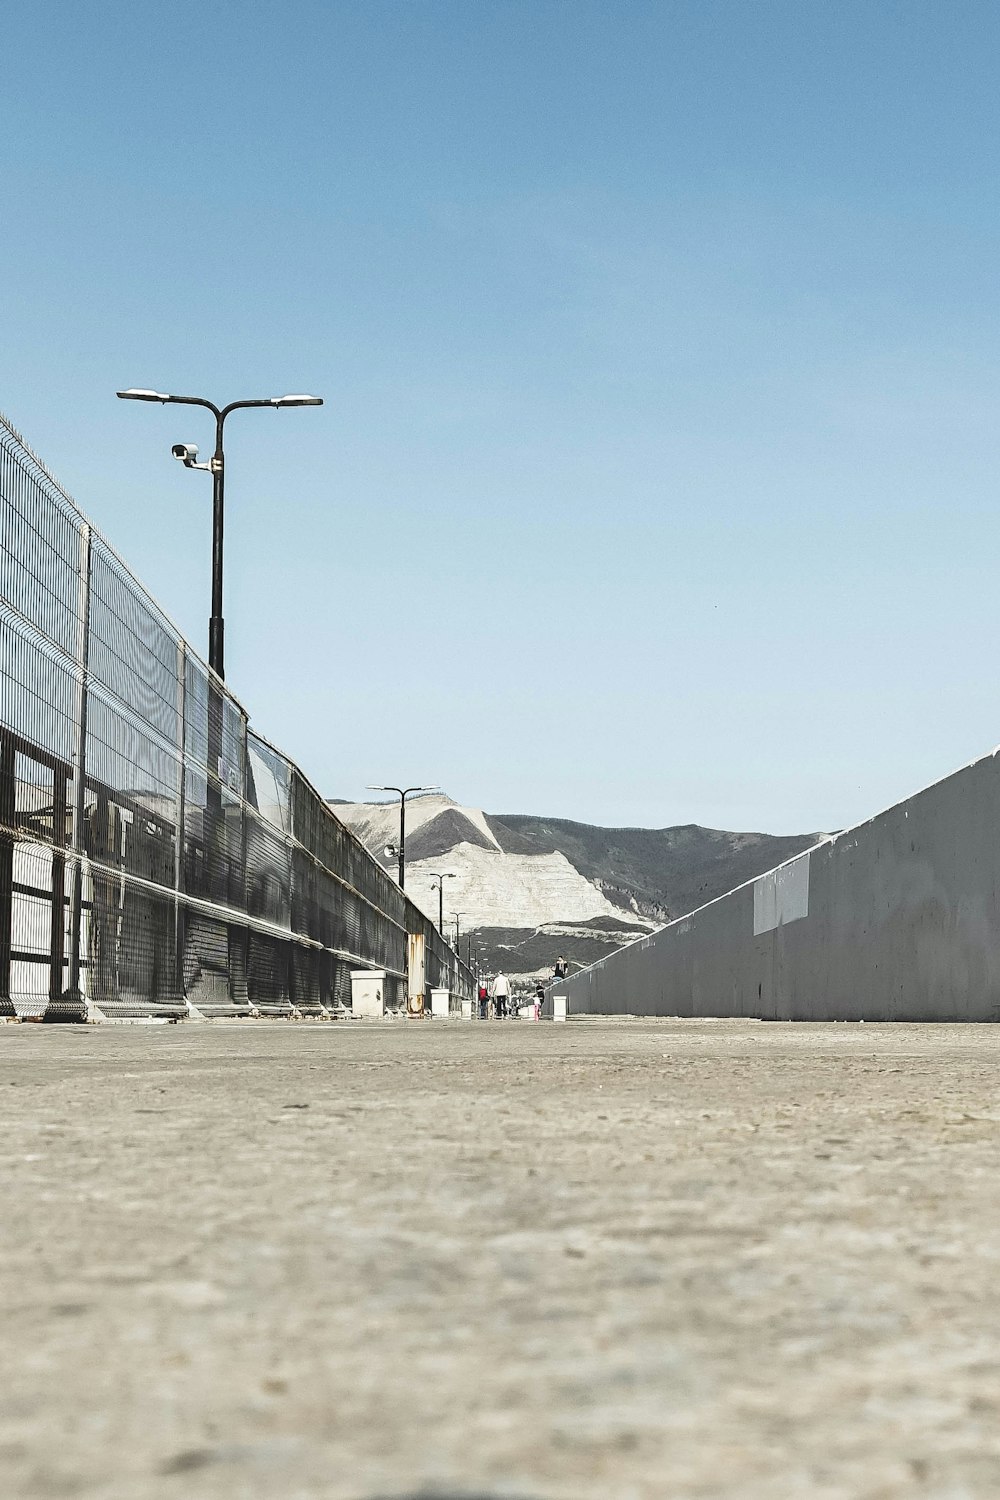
(330, 793, 821, 985)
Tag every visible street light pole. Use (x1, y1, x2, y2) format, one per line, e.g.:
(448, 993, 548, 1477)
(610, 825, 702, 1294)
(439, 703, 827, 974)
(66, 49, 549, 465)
(117, 389, 323, 680)
(429, 871, 455, 933)
(367, 784, 438, 889)
(209, 405, 225, 677)
(452, 911, 464, 949)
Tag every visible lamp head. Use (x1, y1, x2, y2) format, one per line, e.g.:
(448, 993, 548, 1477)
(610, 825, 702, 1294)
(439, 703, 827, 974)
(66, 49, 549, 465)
(117, 389, 171, 402)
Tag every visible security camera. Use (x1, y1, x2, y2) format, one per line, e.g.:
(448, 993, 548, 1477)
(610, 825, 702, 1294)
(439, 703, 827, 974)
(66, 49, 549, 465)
(171, 443, 198, 464)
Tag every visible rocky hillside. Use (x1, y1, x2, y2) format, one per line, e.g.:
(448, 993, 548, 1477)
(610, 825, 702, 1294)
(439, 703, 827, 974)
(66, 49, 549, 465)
(488, 814, 821, 924)
(330, 794, 821, 986)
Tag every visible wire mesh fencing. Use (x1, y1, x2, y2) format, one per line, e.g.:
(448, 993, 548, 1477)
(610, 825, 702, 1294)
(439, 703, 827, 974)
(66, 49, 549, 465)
(0, 412, 474, 1021)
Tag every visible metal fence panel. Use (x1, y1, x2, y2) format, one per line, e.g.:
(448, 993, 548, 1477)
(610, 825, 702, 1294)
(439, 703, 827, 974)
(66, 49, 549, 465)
(0, 412, 474, 1020)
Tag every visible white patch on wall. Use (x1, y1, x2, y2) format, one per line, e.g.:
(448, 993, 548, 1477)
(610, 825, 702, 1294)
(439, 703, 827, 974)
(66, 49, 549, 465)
(753, 854, 810, 936)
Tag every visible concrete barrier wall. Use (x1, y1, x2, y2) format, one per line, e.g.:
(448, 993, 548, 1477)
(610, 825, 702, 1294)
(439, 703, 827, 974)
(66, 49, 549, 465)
(558, 746, 1000, 1022)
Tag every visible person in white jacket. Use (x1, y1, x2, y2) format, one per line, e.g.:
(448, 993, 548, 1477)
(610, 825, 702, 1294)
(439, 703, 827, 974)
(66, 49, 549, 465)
(491, 972, 511, 1019)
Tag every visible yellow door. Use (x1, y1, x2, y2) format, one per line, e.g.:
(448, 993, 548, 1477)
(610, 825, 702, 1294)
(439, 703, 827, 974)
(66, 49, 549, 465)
(407, 932, 425, 1014)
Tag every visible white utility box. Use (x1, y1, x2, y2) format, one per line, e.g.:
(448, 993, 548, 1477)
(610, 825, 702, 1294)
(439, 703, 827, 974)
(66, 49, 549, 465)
(553, 994, 568, 1022)
(460, 998, 472, 1019)
(430, 987, 451, 1018)
(351, 969, 386, 1019)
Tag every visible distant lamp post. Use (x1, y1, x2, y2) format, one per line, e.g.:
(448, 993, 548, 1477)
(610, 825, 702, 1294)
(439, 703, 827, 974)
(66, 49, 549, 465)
(452, 911, 465, 950)
(367, 785, 438, 889)
(429, 871, 455, 933)
(117, 388, 323, 680)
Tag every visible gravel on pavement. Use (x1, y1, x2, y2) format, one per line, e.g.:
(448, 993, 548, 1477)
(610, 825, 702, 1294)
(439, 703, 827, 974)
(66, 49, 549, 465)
(2, 1017, 1000, 1500)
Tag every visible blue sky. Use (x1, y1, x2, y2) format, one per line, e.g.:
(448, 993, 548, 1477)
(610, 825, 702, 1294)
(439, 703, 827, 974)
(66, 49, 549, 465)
(2, 0, 999, 832)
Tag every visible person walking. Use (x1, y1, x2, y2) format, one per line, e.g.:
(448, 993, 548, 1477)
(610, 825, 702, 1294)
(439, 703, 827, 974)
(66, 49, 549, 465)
(491, 971, 510, 1019)
(477, 980, 489, 1020)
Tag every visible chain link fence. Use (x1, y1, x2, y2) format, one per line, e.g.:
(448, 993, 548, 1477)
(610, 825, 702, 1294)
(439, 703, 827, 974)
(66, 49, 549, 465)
(0, 412, 473, 1020)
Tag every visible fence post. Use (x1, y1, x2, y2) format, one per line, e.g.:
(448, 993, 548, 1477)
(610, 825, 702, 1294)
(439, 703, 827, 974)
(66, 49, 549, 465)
(48, 523, 90, 1022)
(0, 737, 15, 1017)
(175, 640, 191, 1014)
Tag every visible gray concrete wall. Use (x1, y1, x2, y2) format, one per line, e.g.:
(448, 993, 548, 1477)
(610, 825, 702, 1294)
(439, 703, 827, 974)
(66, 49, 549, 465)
(558, 747, 1000, 1022)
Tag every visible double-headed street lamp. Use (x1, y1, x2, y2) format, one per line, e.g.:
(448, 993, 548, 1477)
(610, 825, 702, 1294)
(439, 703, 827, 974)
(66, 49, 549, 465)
(428, 871, 455, 934)
(367, 784, 438, 890)
(452, 911, 465, 950)
(117, 388, 323, 680)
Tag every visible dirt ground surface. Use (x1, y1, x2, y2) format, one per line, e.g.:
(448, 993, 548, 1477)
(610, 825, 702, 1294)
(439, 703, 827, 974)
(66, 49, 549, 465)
(2, 1018, 1000, 1500)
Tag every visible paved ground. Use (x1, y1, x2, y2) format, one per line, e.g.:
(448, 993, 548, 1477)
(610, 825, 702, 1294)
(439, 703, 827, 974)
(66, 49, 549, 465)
(2, 1018, 1000, 1500)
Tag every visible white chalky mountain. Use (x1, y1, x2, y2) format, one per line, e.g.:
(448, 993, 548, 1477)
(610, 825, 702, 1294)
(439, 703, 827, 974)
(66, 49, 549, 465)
(330, 793, 821, 986)
(330, 794, 637, 931)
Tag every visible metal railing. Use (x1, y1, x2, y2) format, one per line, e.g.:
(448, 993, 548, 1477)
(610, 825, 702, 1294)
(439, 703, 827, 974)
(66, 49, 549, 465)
(0, 412, 472, 1020)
